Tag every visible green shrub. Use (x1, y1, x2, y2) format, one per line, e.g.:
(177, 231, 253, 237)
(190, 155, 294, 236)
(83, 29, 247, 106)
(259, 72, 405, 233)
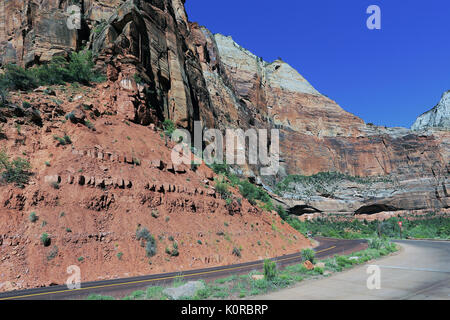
(215, 180, 231, 199)
(335, 255, 355, 268)
(29, 212, 38, 223)
(145, 237, 157, 257)
(66, 51, 96, 84)
(368, 238, 383, 250)
(301, 248, 316, 264)
(1, 51, 104, 100)
(53, 135, 72, 146)
(22, 101, 32, 109)
(0, 150, 32, 188)
(47, 245, 58, 260)
(314, 266, 324, 274)
(3, 64, 37, 91)
(163, 119, 176, 136)
(275, 205, 288, 220)
(211, 163, 230, 175)
(263, 259, 277, 281)
(136, 227, 157, 257)
(232, 247, 241, 257)
(41, 233, 50, 246)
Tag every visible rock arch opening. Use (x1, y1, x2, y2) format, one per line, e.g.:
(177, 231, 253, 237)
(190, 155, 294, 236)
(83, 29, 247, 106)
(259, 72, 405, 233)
(355, 204, 399, 215)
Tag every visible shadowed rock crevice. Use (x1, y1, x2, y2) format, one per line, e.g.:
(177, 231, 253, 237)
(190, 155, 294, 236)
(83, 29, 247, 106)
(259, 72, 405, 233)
(355, 204, 400, 215)
(289, 204, 321, 216)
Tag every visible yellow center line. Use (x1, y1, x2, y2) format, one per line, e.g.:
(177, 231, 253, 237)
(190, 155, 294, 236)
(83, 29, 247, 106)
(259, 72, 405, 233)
(0, 246, 336, 300)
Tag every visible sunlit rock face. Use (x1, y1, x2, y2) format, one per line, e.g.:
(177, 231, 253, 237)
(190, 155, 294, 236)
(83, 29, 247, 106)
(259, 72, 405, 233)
(0, 1, 448, 214)
(190, 25, 449, 214)
(412, 91, 450, 131)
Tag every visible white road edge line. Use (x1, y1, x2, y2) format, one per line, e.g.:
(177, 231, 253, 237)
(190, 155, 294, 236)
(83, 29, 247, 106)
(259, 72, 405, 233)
(378, 265, 450, 273)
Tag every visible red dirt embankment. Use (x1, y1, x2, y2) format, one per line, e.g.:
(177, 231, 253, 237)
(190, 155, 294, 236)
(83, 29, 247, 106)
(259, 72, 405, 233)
(0, 85, 310, 292)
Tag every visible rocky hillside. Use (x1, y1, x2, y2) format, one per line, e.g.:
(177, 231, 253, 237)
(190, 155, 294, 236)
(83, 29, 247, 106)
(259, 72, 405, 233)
(0, 0, 449, 292)
(0, 0, 309, 292)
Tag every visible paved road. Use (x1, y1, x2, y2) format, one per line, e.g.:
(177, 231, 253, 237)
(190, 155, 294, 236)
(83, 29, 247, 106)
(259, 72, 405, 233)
(0, 238, 365, 300)
(253, 240, 450, 300)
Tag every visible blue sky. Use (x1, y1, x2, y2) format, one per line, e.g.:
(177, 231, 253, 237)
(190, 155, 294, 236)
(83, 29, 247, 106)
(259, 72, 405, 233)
(185, 0, 450, 128)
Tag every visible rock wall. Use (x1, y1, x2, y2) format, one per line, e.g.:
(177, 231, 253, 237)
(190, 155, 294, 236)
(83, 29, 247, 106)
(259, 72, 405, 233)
(412, 91, 450, 131)
(1, 1, 448, 214)
(189, 25, 449, 214)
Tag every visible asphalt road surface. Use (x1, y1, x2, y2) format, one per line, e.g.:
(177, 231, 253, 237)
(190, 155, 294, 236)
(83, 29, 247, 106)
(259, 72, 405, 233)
(253, 239, 450, 300)
(0, 237, 365, 300)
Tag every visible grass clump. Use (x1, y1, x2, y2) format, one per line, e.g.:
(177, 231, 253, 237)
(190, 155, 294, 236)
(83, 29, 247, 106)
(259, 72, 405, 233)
(0, 150, 32, 188)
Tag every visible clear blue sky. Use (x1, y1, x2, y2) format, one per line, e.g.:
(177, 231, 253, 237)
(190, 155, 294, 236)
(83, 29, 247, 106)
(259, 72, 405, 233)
(185, 0, 450, 128)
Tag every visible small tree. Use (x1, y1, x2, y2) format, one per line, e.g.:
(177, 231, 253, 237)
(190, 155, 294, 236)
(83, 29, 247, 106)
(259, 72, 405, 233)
(67, 51, 95, 84)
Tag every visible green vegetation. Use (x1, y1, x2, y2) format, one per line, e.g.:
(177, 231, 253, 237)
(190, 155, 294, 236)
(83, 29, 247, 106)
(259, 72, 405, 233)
(286, 213, 450, 240)
(163, 119, 176, 136)
(0, 51, 104, 97)
(232, 247, 241, 257)
(112, 242, 397, 300)
(275, 172, 393, 197)
(301, 248, 316, 264)
(165, 241, 179, 257)
(0, 150, 32, 188)
(29, 212, 38, 223)
(53, 135, 72, 146)
(47, 245, 58, 261)
(40, 233, 50, 247)
(263, 259, 277, 281)
(209, 162, 274, 211)
(133, 73, 144, 84)
(136, 227, 157, 257)
(215, 179, 231, 200)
